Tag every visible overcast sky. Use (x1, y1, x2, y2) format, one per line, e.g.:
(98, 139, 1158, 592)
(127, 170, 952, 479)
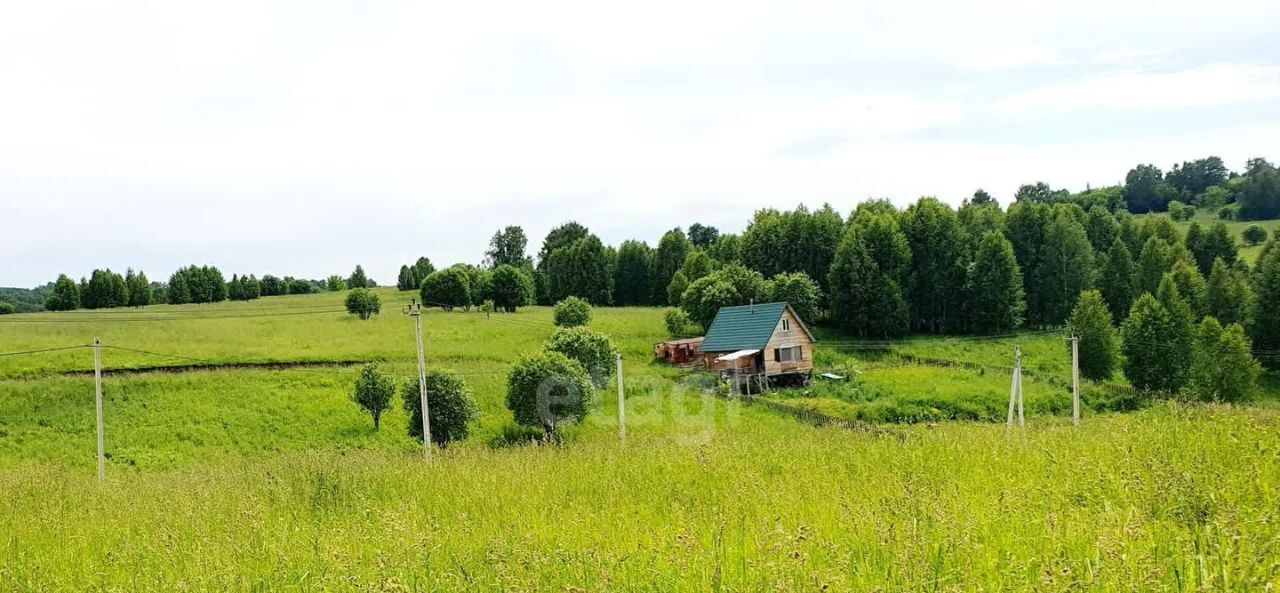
(3, 0, 1279, 287)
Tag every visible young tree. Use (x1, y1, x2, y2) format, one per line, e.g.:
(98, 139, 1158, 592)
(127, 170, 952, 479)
(680, 264, 771, 331)
(613, 240, 654, 306)
(1135, 237, 1177, 296)
(966, 232, 1026, 333)
(544, 326, 618, 387)
(1067, 290, 1119, 381)
(1167, 260, 1207, 318)
(484, 225, 531, 269)
(1156, 275, 1195, 390)
(544, 235, 612, 305)
(351, 363, 395, 429)
(325, 275, 346, 291)
(1192, 222, 1237, 274)
(412, 257, 435, 283)
(680, 250, 714, 282)
(652, 228, 692, 305)
(1097, 239, 1136, 322)
(401, 371, 478, 447)
(1120, 293, 1175, 393)
(420, 268, 471, 310)
(535, 222, 590, 304)
(346, 266, 369, 289)
(505, 351, 594, 439)
(1006, 201, 1051, 325)
(228, 274, 245, 300)
(1188, 318, 1260, 402)
(1035, 212, 1094, 326)
(1084, 206, 1120, 253)
(666, 270, 690, 307)
(240, 275, 260, 300)
(344, 288, 381, 320)
(664, 307, 696, 337)
(45, 274, 80, 311)
(396, 265, 417, 291)
(1205, 258, 1251, 326)
(553, 296, 592, 327)
(0, 301, 14, 315)
(1252, 243, 1280, 351)
(768, 272, 821, 324)
(489, 264, 534, 312)
(167, 270, 192, 304)
(259, 275, 285, 297)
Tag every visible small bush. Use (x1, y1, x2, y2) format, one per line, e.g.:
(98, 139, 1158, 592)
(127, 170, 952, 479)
(1218, 205, 1238, 220)
(401, 371, 478, 447)
(1242, 224, 1267, 246)
(351, 363, 395, 429)
(0, 301, 14, 315)
(664, 308, 697, 337)
(1167, 200, 1189, 222)
(553, 296, 592, 327)
(505, 351, 594, 439)
(344, 288, 381, 320)
(326, 275, 347, 291)
(544, 326, 617, 387)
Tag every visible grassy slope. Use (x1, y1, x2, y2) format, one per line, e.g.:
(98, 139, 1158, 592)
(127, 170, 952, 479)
(2, 291, 1280, 590)
(1149, 210, 1279, 265)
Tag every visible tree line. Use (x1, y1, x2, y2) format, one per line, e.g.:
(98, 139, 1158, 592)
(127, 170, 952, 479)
(41, 265, 378, 311)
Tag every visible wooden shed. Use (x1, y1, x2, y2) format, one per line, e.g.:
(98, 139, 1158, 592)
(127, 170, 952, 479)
(699, 302, 816, 388)
(654, 337, 704, 365)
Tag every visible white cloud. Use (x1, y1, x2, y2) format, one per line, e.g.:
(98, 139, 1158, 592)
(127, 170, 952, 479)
(994, 64, 1280, 114)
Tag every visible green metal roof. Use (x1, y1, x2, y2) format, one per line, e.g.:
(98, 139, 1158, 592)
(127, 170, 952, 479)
(699, 302, 789, 352)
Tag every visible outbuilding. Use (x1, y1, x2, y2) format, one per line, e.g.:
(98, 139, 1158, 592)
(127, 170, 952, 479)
(699, 301, 816, 389)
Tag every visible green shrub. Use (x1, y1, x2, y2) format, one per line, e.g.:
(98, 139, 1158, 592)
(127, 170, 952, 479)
(553, 296, 592, 327)
(401, 371, 478, 447)
(1242, 224, 1267, 246)
(1218, 205, 1238, 220)
(505, 351, 594, 438)
(489, 264, 534, 312)
(350, 363, 395, 429)
(344, 288, 381, 320)
(1067, 290, 1119, 381)
(663, 308, 697, 337)
(421, 267, 471, 310)
(768, 271, 822, 323)
(544, 327, 617, 387)
(1167, 200, 1189, 221)
(0, 301, 15, 315)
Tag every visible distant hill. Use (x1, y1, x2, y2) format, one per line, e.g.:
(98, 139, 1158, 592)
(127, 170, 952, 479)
(0, 285, 52, 313)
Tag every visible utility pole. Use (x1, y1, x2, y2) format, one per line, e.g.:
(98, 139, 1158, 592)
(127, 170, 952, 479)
(1068, 335, 1080, 426)
(1006, 345, 1024, 429)
(93, 337, 105, 480)
(403, 299, 431, 458)
(615, 353, 625, 441)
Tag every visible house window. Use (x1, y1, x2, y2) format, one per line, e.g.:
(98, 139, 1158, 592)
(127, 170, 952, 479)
(774, 346, 803, 362)
(781, 318, 791, 331)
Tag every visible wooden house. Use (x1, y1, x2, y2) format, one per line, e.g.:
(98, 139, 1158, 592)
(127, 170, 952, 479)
(654, 336, 704, 365)
(699, 302, 816, 388)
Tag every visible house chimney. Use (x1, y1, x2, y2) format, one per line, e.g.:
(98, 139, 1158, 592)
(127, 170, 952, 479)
(749, 299, 754, 314)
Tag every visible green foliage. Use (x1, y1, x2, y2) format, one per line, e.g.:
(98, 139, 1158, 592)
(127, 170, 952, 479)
(828, 225, 908, 337)
(1015, 181, 1069, 203)
(741, 204, 843, 292)
(1167, 157, 1228, 196)
(768, 272, 821, 323)
(1120, 293, 1176, 393)
(169, 266, 226, 304)
(0, 301, 14, 315)
(1168, 260, 1207, 318)
(401, 371, 478, 447)
(680, 264, 770, 331)
(900, 197, 966, 332)
(544, 234, 613, 305)
(259, 275, 285, 296)
(286, 278, 314, 295)
(1251, 243, 1280, 350)
(489, 264, 534, 312)
(613, 240, 653, 306)
(1035, 211, 1094, 326)
(82, 269, 128, 309)
(1195, 185, 1231, 209)
(706, 233, 742, 265)
(346, 266, 369, 290)
(420, 267, 471, 311)
(1218, 204, 1239, 220)
(665, 270, 689, 307)
(1124, 163, 1174, 213)
(535, 222, 589, 304)
(663, 307, 697, 337)
(1084, 206, 1119, 253)
(124, 269, 150, 307)
(652, 228, 691, 305)
(1167, 200, 1190, 221)
(966, 232, 1025, 333)
(970, 188, 995, 206)
(504, 350, 594, 438)
(44, 274, 80, 311)
(350, 363, 395, 429)
(687, 222, 719, 248)
(553, 296, 592, 327)
(1067, 291, 1119, 381)
(1097, 239, 1136, 323)
(326, 275, 346, 291)
(484, 225, 531, 269)
(1243, 224, 1268, 246)
(396, 265, 417, 291)
(344, 288, 381, 320)
(1188, 318, 1260, 402)
(1190, 222, 1237, 275)
(1206, 258, 1251, 326)
(679, 250, 714, 282)
(1237, 158, 1280, 220)
(1006, 201, 1050, 325)
(1136, 237, 1178, 296)
(544, 326, 617, 387)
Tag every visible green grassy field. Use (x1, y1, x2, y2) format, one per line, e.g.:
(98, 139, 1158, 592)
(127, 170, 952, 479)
(1149, 210, 1280, 265)
(1, 290, 1279, 591)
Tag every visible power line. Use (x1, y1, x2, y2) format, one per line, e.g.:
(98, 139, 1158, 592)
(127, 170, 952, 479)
(0, 344, 91, 357)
